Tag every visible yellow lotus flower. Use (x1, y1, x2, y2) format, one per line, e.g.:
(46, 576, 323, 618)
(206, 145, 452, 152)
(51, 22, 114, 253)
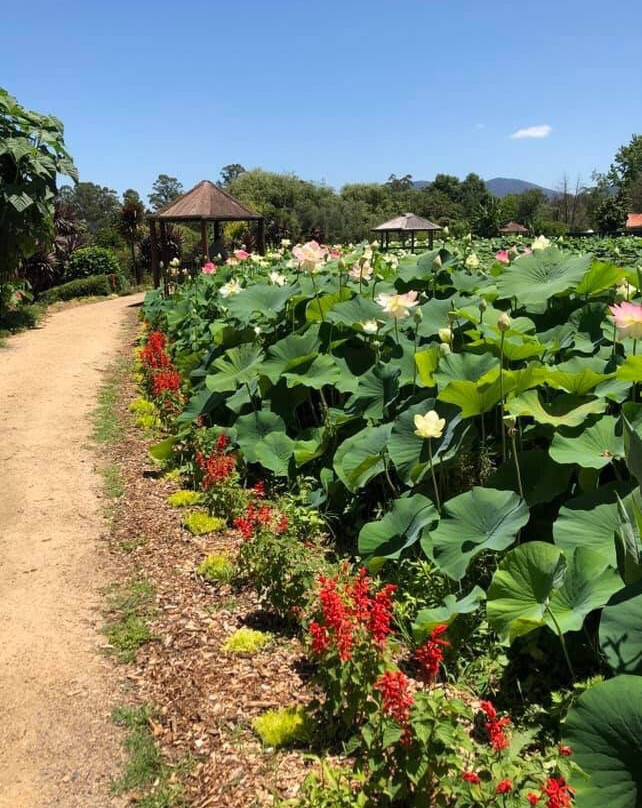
(531, 235, 551, 251)
(414, 410, 445, 440)
(465, 253, 480, 269)
(438, 327, 453, 344)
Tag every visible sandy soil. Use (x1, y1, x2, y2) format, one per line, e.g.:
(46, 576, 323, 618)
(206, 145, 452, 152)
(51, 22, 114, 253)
(0, 294, 143, 808)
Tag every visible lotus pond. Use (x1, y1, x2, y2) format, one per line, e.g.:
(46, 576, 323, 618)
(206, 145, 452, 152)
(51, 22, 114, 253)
(141, 234, 642, 808)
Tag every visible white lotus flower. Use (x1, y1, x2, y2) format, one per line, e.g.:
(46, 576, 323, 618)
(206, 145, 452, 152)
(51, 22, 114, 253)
(465, 253, 480, 269)
(348, 260, 374, 281)
(531, 235, 551, 251)
(220, 279, 242, 298)
(292, 240, 327, 272)
(376, 290, 419, 319)
(414, 410, 446, 440)
(269, 271, 287, 286)
(361, 319, 379, 334)
(281, 238, 291, 247)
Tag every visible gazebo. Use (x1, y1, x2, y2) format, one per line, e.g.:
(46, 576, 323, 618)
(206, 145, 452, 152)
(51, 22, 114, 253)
(373, 213, 443, 251)
(499, 221, 529, 235)
(147, 180, 265, 288)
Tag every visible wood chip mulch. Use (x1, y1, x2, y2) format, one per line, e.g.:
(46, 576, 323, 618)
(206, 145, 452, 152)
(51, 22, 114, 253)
(106, 323, 341, 807)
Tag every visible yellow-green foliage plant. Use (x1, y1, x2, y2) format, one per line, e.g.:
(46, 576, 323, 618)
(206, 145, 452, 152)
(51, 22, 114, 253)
(222, 627, 271, 653)
(197, 553, 234, 583)
(129, 397, 155, 415)
(252, 706, 311, 748)
(135, 413, 161, 431)
(167, 489, 202, 508)
(183, 510, 225, 536)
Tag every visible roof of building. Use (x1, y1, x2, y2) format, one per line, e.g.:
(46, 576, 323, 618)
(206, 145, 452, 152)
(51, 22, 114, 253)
(372, 212, 442, 231)
(148, 180, 262, 221)
(626, 213, 642, 229)
(499, 221, 529, 234)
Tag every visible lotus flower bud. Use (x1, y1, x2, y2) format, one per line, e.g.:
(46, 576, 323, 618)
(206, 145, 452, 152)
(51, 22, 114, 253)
(433, 254, 442, 269)
(439, 342, 451, 357)
(447, 309, 458, 323)
(438, 327, 453, 344)
(498, 311, 512, 332)
(414, 308, 423, 325)
(479, 299, 488, 312)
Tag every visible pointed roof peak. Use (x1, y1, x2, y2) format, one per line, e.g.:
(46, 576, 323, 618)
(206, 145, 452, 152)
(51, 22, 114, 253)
(149, 179, 262, 221)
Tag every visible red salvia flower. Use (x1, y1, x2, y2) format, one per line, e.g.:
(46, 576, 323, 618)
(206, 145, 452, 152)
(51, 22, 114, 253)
(151, 369, 181, 396)
(462, 771, 481, 784)
(480, 700, 511, 752)
(233, 516, 254, 539)
(275, 513, 289, 534)
(415, 623, 449, 681)
(374, 670, 414, 727)
(528, 795, 540, 806)
(541, 777, 575, 808)
(309, 620, 331, 655)
(495, 778, 513, 794)
(252, 480, 266, 499)
(559, 745, 573, 757)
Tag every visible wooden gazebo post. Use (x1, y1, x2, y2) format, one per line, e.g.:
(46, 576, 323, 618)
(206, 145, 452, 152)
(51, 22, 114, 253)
(200, 219, 209, 260)
(257, 219, 266, 255)
(149, 220, 160, 288)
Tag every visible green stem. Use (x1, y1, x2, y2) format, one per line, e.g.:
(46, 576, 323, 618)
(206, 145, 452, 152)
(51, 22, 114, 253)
(510, 428, 524, 500)
(310, 272, 324, 322)
(394, 318, 399, 345)
(428, 439, 441, 513)
(499, 331, 506, 463)
(545, 604, 576, 682)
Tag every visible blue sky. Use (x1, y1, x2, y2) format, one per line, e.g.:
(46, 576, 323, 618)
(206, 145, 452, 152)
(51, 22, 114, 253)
(2, 0, 641, 199)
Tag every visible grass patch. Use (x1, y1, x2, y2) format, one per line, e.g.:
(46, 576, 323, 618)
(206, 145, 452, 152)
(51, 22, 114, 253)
(92, 355, 129, 445)
(183, 510, 226, 536)
(119, 535, 148, 553)
(222, 627, 272, 654)
(100, 463, 124, 499)
(167, 489, 203, 508)
(252, 706, 312, 748)
(112, 706, 185, 806)
(103, 579, 155, 662)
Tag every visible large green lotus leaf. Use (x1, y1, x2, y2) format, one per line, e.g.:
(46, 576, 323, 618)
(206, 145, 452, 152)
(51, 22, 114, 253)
(434, 351, 499, 390)
(563, 676, 642, 808)
(549, 416, 624, 469)
(358, 494, 438, 561)
(486, 542, 566, 643)
(576, 260, 626, 296)
(458, 304, 535, 333)
(224, 282, 295, 323)
(412, 586, 486, 640)
(234, 410, 286, 464)
(414, 346, 440, 387)
(284, 353, 343, 390)
(547, 547, 621, 634)
(416, 296, 458, 338)
(495, 247, 592, 308)
(177, 388, 224, 424)
(538, 366, 614, 396)
(260, 330, 321, 383)
(305, 288, 352, 322)
(618, 356, 642, 383)
(506, 391, 607, 427)
(388, 400, 468, 485)
(266, 378, 309, 428)
(425, 487, 529, 581)
(437, 376, 503, 417)
(600, 580, 642, 675)
(205, 343, 264, 393)
(253, 431, 295, 477)
(345, 364, 400, 422)
(487, 448, 573, 506)
(469, 332, 546, 361)
(328, 355, 362, 394)
(553, 483, 634, 567)
(293, 428, 326, 466)
(333, 423, 393, 491)
(325, 295, 385, 329)
(623, 414, 642, 484)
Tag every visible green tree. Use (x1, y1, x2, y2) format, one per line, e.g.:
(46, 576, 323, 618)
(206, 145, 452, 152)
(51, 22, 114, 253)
(122, 188, 143, 205)
(607, 134, 642, 194)
(148, 174, 183, 210)
(117, 197, 145, 283)
(219, 163, 246, 186)
(459, 173, 491, 219)
(596, 195, 627, 232)
(59, 181, 120, 234)
(0, 87, 77, 313)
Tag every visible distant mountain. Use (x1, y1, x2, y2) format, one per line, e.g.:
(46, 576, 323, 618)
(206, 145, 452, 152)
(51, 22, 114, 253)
(484, 177, 556, 199)
(412, 177, 557, 198)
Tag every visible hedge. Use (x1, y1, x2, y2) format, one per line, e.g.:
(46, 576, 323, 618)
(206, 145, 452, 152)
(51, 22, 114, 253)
(39, 274, 118, 303)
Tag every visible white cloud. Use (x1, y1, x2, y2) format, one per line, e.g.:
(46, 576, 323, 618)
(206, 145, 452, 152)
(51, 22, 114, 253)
(510, 124, 552, 140)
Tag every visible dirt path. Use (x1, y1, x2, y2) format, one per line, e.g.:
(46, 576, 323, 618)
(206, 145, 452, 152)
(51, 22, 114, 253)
(0, 294, 144, 808)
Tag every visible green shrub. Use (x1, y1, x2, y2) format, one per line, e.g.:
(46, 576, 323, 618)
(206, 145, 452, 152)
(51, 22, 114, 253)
(182, 510, 226, 535)
(65, 246, 121, 281)
(221, 627, 271, 653)
(129, 397, 156, 415)
(39, 274, 115, 303)
(252, 706, 311, 748)
(197, 553, 234, 582)
(167, 489, 202, 508)
(0, 303, 46, 335)
(135, 414, 161, 431)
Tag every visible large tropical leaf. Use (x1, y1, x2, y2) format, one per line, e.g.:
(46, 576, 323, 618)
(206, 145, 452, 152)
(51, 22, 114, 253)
(260, 330, 320, 384)
(506, 391, 607, 428)
(224, 282, 296, 322)
(600, 581, 642, 675)
(486, 542, 566, 643)
(549, 416, 624, 469)
(424, 487, 529, 581)
(253, 431, 296, 477)
(412, 586, 486, 640)
(333, 423, 393, 491)
(563, 676, 642, 808)
(345, 364, 400, 422)
(205, 343, 264, 393)
(487, 448, 573, 506)
(495, 247, 592, 309)
(358, 494, 438, 561)
(234, 410, 287, 464)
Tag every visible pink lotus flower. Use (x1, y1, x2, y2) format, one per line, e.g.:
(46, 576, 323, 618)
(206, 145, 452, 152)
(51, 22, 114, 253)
(202, 262, 217, 275)
(330, 248, 341, 259)
(495, 250, 510, 265)
(609, 301, 642, 340)
(234, 249, 250, 261)
(292, 240, 327, 272)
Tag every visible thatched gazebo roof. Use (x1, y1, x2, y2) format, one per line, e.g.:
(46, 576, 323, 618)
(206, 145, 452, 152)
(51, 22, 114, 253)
(148, 180, 262, 222)
(147, 180, 265, 288)
(373, 212, 442, 250)
(499, 221, 529, 235)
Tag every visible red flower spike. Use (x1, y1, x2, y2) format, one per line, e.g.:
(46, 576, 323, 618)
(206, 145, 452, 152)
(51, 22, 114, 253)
(462, 771, 481, 784)
(541, 777, 575, 808)
(375, 670, 414, 727)
(495, 778, 513, 794)
(559, 745, 573, 757)
(528, 795, 540, 806)
(415, 623, 450, 681)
